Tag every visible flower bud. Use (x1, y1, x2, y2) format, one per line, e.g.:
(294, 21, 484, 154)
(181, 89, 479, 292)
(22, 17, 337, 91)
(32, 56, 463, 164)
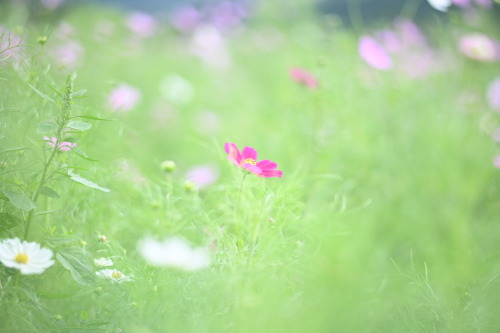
(37, 36, 48, 45)
(183, 180, 197, 192)
(160, 160, 176, 173)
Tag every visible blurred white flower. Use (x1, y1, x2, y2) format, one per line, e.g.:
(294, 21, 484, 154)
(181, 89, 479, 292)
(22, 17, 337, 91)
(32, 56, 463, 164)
(94, 257, 114, 267)
(0, 238, 54, 275)
(138, 237, 211, 271)
(427, 0, 452, 11)
(159, 74, 194, 105)
(190, 25, 232, 68)
(96, 269, 131, 283)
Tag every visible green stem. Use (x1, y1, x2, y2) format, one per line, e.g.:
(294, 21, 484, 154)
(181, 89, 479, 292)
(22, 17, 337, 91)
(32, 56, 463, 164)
(24, 121, 67, 240)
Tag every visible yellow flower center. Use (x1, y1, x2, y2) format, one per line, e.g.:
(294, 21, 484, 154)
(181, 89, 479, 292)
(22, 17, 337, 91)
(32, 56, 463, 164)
(14, 253, 29, 264)
(242, 158, 256, 166)
(111, 271, 123, 279)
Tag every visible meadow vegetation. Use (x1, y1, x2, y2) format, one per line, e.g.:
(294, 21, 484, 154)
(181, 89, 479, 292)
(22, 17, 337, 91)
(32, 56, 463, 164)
(1, 0, 500, 332)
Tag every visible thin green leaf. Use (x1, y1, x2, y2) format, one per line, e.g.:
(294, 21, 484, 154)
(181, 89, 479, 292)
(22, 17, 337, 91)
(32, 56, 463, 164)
(67, 120, 92, 131)
(75, 115, 114, 121)
(38, 186, 60, 198)
(0, 147, 25, 154)
(56, 247, 96, 286)
(68, 169, 110, 192)
(2, 190, 37, 211)
(27, 83, 57, 105)
(73, 148, 99, 162)
(71, 89, 87, 98)
(47, 83, 63, 98)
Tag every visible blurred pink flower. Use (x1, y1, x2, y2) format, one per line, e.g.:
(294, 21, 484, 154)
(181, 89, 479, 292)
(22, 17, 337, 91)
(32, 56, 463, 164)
(54, 22, 74, 41)
(394, 19, 426, 47)
(207, 1, 248, 32)
(185, 165, 219, 189)
(494, 156, 500, 168)
(44, 136, 76, 151)
(474, 0, 493, 8)
(169, 5, 202, 32)
(459, 33, 500, 62)
(289, 67, 319, 89)
(126, 12, 157, 38)
(0, 26, 23, 61)
(359, 35, 393, 70)
(487, 78, 500, 111)
(41, 0, 65, 10)
(50, 41, 84, 68)
(452, 0, 471, 7)
(225, 142, 282, 178)
(108, 84, 141, 112)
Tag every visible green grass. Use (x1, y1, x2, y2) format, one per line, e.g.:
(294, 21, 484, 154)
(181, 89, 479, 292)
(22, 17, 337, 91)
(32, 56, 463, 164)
(1, 1, 500, 332)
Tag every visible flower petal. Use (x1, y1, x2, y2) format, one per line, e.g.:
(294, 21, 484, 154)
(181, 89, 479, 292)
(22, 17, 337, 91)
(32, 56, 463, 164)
(241, 146, 257, 161)
(260, 169, 283, 178)
(256, 159, 277, 170)
(243, 163, 262, 175)
(224, 142, 241, 164)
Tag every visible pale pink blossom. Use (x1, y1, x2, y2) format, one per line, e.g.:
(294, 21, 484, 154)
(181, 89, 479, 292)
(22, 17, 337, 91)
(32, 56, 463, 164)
(50, 41, 84, 68)
(359, 35, 393, 70)
(459, 33, 500, 62)
(487, 78, 500, 111)
(169, 5, 202, 33)
(185, 165, 219, 189)
(452, 0, 471, 7)
(108, 84, 141, 112)
(0, 26, 23, 61)
(126, 12, 157, 38)
(225, 142, 282, 178)
(494, 156, 500, 168)
(41, 0, 65, 10)
(44, 136, 77, 151)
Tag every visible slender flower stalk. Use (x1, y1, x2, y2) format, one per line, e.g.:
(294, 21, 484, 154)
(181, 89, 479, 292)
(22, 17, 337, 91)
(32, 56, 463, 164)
(24, 75, 75, 240)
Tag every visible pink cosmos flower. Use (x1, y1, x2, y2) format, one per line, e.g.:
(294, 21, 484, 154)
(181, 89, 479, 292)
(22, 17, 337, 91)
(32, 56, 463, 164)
(108, 83, 141, 112)
(126, 12, 157, 38)
(289, 67, 318, 89)
(359, 35, 393, 70)
(224, 142, 282, 178)
(44, 136, 77, 151)
(487, 78, 500, 111)
(458, 33, 500, 62)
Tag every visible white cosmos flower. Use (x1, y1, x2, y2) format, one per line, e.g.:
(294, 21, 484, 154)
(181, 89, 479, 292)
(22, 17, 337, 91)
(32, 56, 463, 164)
(94, 257, 114, 267)
(138, 237, 211, 271)
(427, 0, 452, 11)
(96, 269, 131, 283)
(0, 238, 54, 275)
